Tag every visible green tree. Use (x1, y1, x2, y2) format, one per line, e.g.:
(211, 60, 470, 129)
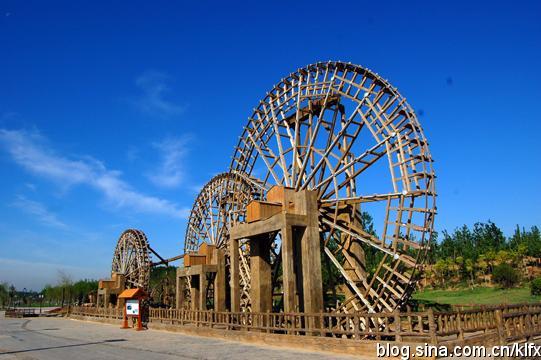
(531, 277, 541, 296)
(40, 273, 98, 306)
(72, 279, 98, 305)
(464, 258, 475, 287)
(433, 259, 448, 287)
(509, 225, 541, 257)
(492, 264, 520, 288)
(485, 250, 497, 273)
(477, 255, 489, 284)
(149, 266, 176, 305)
(496, 250, 511, 265)
(455, 256, 464, 278)
(0, 283, 9, 308)
(472, 221, 505, 255)
(8, 285, 16, 307)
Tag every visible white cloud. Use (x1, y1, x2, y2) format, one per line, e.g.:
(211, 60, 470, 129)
(135, 70, 186, 117)
(0, 128, 188, 219)
(147, 136, 189, 188)
(12, 195, 67, 229)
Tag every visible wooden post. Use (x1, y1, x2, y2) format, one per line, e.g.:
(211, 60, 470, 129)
(427, 308, 438, 344)
(250, 234, 272, 328)
(199, 272, 208, 311)
(524, 306, 532, 340)
(281, 223, 297, 313)
(456, 310, 464, 340)
(136, 298, 143, 331)
(213, 248, 226, 312)
(229, 237, 240, 312)
(354, 314, 360, 339)
(394, 310, 402, 342)
(103, 288, 109, 308)
(299, 190, 324, 316)
(176, 276, 185, 309)
(495, 309, 506, 345)
(191, 274, 200, 310)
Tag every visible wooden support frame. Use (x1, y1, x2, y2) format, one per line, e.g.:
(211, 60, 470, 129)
(177, 264, 218, 311)
(230, 189, 324, 319)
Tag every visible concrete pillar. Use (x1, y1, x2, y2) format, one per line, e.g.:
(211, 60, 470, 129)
(229, 238, 240, 312)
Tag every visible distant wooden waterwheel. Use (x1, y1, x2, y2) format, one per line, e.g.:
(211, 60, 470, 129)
(112, 229, 151, 291)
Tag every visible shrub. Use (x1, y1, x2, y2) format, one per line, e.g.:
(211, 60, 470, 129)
(531, 277, 541, 296)
(492, 263, 520, 288)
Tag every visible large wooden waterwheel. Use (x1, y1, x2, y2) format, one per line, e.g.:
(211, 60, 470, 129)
(228, 61, 437, 313)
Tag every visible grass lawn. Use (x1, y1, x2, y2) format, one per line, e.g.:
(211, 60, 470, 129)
(413, 286, 541, 306)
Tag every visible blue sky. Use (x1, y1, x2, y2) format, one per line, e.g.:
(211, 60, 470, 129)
(0, 1, 540, 290)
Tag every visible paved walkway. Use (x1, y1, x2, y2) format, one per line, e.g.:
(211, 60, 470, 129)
(0, 312, 358, 359)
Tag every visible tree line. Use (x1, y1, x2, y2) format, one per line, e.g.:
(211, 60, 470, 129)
(41, 279, 98, 306)
(0, 276, 98, 308)
(424, 222, 541, 289)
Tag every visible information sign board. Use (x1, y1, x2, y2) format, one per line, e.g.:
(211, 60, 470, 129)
(126, 299, 139, 316)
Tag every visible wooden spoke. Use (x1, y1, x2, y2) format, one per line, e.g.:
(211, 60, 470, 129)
(324, 246, 375, 313)
(320, 191, 407, 206)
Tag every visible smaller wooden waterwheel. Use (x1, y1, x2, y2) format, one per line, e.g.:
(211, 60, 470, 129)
(111, 229, 151, 291)
(184, 172, 265, 253)
(183, 172, 267, 310)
